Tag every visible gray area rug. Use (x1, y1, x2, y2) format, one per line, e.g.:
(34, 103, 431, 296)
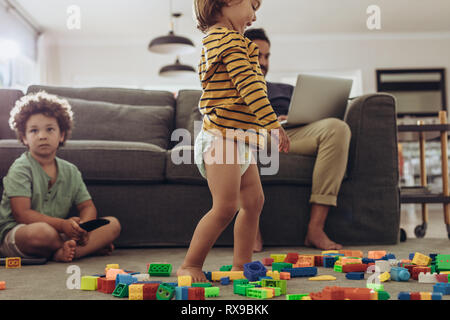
(0, 239, 449, 300)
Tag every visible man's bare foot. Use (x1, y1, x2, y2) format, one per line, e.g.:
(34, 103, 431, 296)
(253, 230, 263, 253)
(304, 228, 343, 250)
(53, 240, 76, 262)
(177, 266, 208, 282)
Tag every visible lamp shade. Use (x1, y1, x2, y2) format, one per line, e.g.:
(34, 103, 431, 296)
(149, 31, 195, 55)
(159, 58, 196, 78)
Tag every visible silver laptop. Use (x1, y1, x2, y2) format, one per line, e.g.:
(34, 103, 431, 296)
(280, 74, 353, 128)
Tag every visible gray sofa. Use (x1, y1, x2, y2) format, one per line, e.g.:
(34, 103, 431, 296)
(0, 85, 400, 247)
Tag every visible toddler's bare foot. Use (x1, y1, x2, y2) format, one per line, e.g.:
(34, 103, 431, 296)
(304, 228, 343, 250)
(177, 266, 207, 282)
(253, 230, 263, 253)
(53, 240, 76, 262)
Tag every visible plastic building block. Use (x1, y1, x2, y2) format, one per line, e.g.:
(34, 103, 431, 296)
(234, 284, 254, 296)
(116, 273, 137, 287)
(436, 254, 450, 271)
(433, 283, 450, 295)
(284, 252, 299, 264)
(98, 278, 116, 294)
(156, 283, 175, 300)
(322, 250, 339, 255)
(366, 283, 384, 291)
(266, 270, 280, 280)
(436, 274, 449, 283)
(148, 263, 172, 277)
(192, 282, 212, 287)
(220, 265, 232, 271)
(390, 267, 410, 281)
(377, 290, 391, 300)
(0, 281, 5, 290)
(204, 271, 212, 281)
(81, 276, 98, 291)
(178, 275, 192, 287)
(308, 275, 336, 281)
(280, 272, 291, 280)
(220, 277, 230, 285)
(346, 272, 364, 280)
(314, 255, 324, 267)
(260, 279, 287, 295)
(106, 268, 126, 280)
(270, 254, 287, 263)
(418, 272, 438, 284)
(205, 287, 220, 298)
(286, 294, 309, 300)
(105, 264, 119, 273)
(339, 250, 363, 258)
(342, 263, 368, 273)
(261, 258, 274, 266)
(187, 287, 205, 300)
(398, 291, 442, 300)
(271, 262, 292, 273)
(412, 252, 432, 266)
(281, 267, 317, 278)
(211, 271, 245, 281)
(244, 261, 267, 281)
(375, 260, 391, 273)
(143, 283, 160, 300)
(323, 256, 335, 268)
(412, 267, 431, 280)
(175, 286, 189, 300)
(310, 286, 346, 300)
(5, 257, 21, 269)
(133, 273, 150, 282)
(129, 284, 144, 300)
(379, 271, 390, 282)
(246, 288, 270, 299)
(112, 283, 129, 298)
(295, 255, 315, 267)
(368, 251, 386, 260)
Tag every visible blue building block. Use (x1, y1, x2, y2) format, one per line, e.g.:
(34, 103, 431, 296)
(244, 261, 267, 282)
(175, 286, 189, 300)
(281, 267, 317, 278)
(409, 253, 415, 260)
(346, 272, 365, 280)
(115, 273, 138, 287)
(433, 283, 450, 295)
(323, 256, 335, 268)
(390, 267, 410, 281)
(432, 292, 443, 300)
(204, 271, 212, 281)
(398, 292, 410, 300)
(220, 277, 230, 285)
(362, 258, 376, 264)
(382, 253, 396, 260)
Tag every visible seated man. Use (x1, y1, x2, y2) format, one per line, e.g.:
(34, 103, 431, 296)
(244, 28, 351, 251)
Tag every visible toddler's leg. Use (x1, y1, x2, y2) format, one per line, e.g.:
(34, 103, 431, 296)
(74, 216, 121, 259)
(14, 222, 76, 262)
(233, 163, 264, 270)
(177, 138, 241, 282)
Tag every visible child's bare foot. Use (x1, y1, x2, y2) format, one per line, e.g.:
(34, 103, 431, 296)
(53, 240, 76, 262)
(253, 230, 263, 253)
(304, 228, 343, 250)
(177, 266, 207, 282)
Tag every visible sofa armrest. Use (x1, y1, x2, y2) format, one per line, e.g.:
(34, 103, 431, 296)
(344, 93, 399, 184)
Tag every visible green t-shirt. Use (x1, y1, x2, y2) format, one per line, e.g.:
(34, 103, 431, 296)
(0, 152, 91, 242)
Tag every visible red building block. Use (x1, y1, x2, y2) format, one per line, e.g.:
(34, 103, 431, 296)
(143, 283, 160, 300)
(410, 292, 421, 300)
(342, 263, 369, 273)
(412, 267, 431, 280)
(314, 255, 323, 267)
(284, 253, 299, 264)
(436, 274, 448, 283)
(261, 258, 274, 266)
(188, 287, 205, 300)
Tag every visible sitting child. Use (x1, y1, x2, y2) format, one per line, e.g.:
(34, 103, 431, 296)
(0, 91, 121, 262)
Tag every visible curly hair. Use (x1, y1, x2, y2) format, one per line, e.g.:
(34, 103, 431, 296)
(9, 91, 73, 147)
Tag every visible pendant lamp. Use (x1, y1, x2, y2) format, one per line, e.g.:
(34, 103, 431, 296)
(148, 2, 195, 55)
(159, 57, 196, 78)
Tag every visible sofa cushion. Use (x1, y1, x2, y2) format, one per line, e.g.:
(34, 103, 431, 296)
(174, 90, 203, 146)
(65, 98, 174, 149)
(166, 145, 316, 185)
(0, 89, 24, 140)
(0, 140, 167, 183)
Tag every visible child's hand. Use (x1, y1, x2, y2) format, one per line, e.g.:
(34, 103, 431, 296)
(272, 126, 290, 153)
(62, 218, 86, 241)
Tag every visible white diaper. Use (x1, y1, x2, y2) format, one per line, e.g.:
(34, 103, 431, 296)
(194, 129, 253, 179)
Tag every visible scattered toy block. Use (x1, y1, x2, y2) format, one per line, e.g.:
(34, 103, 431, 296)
(99, 278, 116, 294)
(323, 256, 335, 268)
(368, 251, 386, 260)
(177, 275, 192, 287)
(436, 274, 449, 283)
(436, 254, 450, 271)
(205, 286, 220, 298)
(412, 267, 431, 280)
(339, 250, 363, 258)
(375, 260, 391, 273)
(156, 283, 175, 300)
(220, 277, 230, 285)
(0, 281, 5, 290)
(148, 263, 172, 277)
(281, 267, 317, 278)
(433, 283, 450, 295)
(175, 286, 189, 300)
(398, 291, 442, 300)
(128, 284, 144, 300)
(366, 283, 384, 291)
(188, 287, 205, 300)
(309, 275, 336, 281)
(211, 271, 245, 281)
(220, 265, 232, 271)
(234, 283, 254, 296)
(261, 258, 274, 266)
(314, 255, 323, 267)
(246, 288, 270, 299)
(81, 276, 98, 291)
(420, 292, 432, 300)
(322, 250, 339, 255)
(143, 283, 160, 300)
(390, 267, 410, 281)
(412, 252, 432, 266)
(418, 272, 438, 284)
(379, 271, 391, 282)
(286, 293, 309, 300)
(271, 262, 292, 273)
(295, 255, 315, 267)
(133, 273, 150, 282)
(260, 279, 287, 295)
(105, 264, 119, 273)
(265, 270, 280, 280)
(377, 290, 390, 300)
(192, 282, 212, 288)
(280, 272, 291, 280)
(244, 261, 267, 281)
(342, 263, 368, 273)
(5, 257, 21, 269)
(106, 268, 126, 280)
(345, 272, 364, 280)
(270, 254, 287, 263)
(116, 273, 137, 287)
(112, 283, 129, 298)
(284, 252, 299, 264)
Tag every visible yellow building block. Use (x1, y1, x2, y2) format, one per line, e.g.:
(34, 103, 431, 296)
(211, 271, 245, 281)
(129, 284, 143, 300)
(270, 254, 287, 263)
(322, 250, 339, 255)
(412, 252, 431, 266)
(308, 275, 336, 281)
(266, 270, 280, 280)
(178, 275, 192, 287)
(379, 271, 391, 282)
(302, 296, 312, 300)
(420, 292, 432, 300)
(440, 271, 450, 275)
(105, 264, 119, 273)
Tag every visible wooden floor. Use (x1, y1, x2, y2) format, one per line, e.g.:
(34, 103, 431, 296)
(401, 203, 449, 239)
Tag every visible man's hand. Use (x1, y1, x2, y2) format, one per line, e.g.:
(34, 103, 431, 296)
(277, 115, 288, 122)
(271, 126, 290, 153)
(61, 217, 87, 241)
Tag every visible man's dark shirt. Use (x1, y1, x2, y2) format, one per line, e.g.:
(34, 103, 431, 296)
(266, 81, 294, 117)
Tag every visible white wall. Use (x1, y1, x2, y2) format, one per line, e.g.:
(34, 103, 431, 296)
(40, 32, 450, 108)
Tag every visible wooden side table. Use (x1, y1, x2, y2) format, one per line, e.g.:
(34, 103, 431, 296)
(398, 111, 450, 239)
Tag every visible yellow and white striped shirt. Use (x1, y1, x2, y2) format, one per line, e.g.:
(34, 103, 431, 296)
(198, 27, 280, 149)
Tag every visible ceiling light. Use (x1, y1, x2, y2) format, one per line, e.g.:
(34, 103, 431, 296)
(159, 57, 196, 78)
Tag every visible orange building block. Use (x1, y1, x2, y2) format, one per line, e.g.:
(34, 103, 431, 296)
(339, 250, 363, 258)
(295, 255, 315, 267)
(280, 272, 291, 280)
(368, 251, 386, 259)
(5, 257, 21, 269)
(0, 281, 5, 290)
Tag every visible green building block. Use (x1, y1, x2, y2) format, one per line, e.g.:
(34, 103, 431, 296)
(377, 290, 391, 300)
(220, 265, 233, 271)
(234, 284, 255, 296)
(436, 255, 450, 271)
(272, 262, 292, 273)
(156, 283, 175, 300)
(112, 283, 129, 298)
(192, 282, 212, 288)
(367, 283, 384, 291)
(286, 294, 309, 300)
(246, 288, 268, 299)
(333, 264, 343, 273)
(80, 276, 98, 291)
(205, 287, 220, 298)
(148, 263, 172, 276)
(260, 279, 287, 295)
